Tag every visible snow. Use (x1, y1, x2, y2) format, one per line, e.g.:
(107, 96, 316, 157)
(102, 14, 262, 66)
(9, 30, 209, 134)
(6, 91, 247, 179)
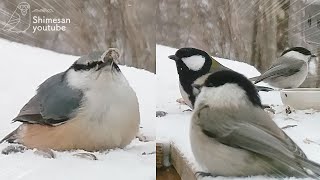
(156, 44, 320, 179)
(0, 39, 155, 180)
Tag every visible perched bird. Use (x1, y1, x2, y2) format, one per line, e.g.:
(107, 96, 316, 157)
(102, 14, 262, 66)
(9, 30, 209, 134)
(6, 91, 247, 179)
(0, 48, 140, 152)
(251, 47, 316, 88)
(2, 2, 31, 33)
(169, 47, 273, 109)
(190, 70, 320, 178)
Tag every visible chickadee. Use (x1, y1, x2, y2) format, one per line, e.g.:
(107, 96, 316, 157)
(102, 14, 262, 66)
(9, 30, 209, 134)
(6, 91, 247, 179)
(169, 47, 273, 109)
(1, 48, 140, 152)
(190, 70, 320, 178)
(251, 47, 316, 88)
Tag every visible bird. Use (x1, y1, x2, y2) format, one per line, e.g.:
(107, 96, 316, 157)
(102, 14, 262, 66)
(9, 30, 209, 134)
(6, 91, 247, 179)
(169, 47, 273, 109)
(2, 2, 31, 33)
(190, 70, 320, 178)
(251, 47, 316, 89)
(0, 48, 140, 152)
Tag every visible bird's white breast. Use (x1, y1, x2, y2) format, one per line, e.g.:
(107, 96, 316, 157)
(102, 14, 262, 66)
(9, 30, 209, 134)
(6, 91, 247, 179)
(179, 82, 193, 108)
(75, 73, 140, 149)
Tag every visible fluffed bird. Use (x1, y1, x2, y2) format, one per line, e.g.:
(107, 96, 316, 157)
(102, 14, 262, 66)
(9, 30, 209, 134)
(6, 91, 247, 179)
(169, 47, 273, 109)
(251, 47, 316, 88)
(190, 70, 320, 178)
(0, 48, 140, 152)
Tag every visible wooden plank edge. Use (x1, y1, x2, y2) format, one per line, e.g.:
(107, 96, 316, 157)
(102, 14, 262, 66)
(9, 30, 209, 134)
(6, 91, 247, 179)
(170, 143, 197, 180)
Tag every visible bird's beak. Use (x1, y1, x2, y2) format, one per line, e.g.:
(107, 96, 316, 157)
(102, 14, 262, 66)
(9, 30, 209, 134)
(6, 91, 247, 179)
(168, 55, 179, 61)
(311, 54, 317, 58)
(97, 48, 121, 71)
(102, 48, 121, 63)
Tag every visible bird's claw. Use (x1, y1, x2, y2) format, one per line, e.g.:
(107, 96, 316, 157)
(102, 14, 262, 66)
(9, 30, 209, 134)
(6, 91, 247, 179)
(176, 98, 187, 105)
(1, 145, 26, 155)
(2, 145, 56, 158)
(34, 149, 55, 158)
(73, 152, 98, 160)
(195, 171, 215, 178)
(136, 133, 153, 142)
(183, 109, 192, 112)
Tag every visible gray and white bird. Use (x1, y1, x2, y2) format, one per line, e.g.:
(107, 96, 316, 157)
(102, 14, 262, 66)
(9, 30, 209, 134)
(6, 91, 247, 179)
(251, 47, 316, 88)
(0, 48, 140, 152)
(190, 70, 320, 178)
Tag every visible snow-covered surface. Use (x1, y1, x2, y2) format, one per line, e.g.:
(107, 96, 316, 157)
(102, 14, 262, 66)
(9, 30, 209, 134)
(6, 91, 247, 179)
(156, 44, 320, 179)
(0, 39, 155, 180)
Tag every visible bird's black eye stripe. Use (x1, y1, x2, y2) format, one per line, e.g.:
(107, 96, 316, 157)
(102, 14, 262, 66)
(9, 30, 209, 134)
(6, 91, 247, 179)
(72, 61, 103, 71)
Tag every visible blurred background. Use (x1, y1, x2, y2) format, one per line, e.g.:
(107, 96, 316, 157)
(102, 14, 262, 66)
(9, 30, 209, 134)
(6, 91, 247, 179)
(157, 0, 320, 87)
(0, 0, 155, 73)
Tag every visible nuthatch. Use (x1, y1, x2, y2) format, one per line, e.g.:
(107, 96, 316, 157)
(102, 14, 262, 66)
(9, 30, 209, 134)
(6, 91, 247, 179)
(1, 48, 140, 152)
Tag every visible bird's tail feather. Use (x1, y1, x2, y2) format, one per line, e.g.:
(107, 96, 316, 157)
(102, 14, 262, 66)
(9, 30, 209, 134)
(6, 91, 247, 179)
(249, 76, 259, 81)
(250, 76, 267, 85)
(0, 127, 19, 144)
(297, 156, 320, 177)
(255, 85, 274, 92)
(252, 73, 279, 85)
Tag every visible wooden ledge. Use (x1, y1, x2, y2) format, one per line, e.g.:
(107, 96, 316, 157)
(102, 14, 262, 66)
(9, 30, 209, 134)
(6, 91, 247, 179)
(157, 142, 197, 180)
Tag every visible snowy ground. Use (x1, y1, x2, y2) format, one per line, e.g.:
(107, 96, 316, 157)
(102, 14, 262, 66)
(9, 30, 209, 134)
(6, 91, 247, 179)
(156, 44, 320, 180)
(0, 39, 155, 180)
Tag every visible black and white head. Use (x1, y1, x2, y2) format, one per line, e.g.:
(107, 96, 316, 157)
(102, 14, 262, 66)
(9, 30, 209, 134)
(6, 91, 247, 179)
(66, 48, 122, 90)
(193, 70, 262, 109)
(168, 48, 213, 79)
(281, 47, 316, 62)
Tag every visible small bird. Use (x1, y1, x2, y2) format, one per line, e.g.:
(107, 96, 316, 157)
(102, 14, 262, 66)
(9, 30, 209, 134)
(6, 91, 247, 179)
(251, 47, 316, 88)
(190, 70, 320, 178)
(169, 47, 273, 109)
(2, 2, 31, 33)
(0, 48, 140, 152)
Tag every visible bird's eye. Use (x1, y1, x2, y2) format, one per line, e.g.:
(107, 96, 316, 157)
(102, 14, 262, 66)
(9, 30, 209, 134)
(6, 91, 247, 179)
(206, 83, 214, 87)
(72, 61, 103, 71)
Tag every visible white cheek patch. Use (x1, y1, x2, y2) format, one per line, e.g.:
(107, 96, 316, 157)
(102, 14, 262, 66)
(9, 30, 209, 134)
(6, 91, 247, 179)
(66, 69, 91, 90)
(182, 55, 206, 71)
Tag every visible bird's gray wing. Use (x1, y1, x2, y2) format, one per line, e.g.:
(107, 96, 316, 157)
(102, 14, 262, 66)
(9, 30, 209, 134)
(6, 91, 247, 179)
(254, 57, 305, 84)
(197, 106, 320, 176)
(13, 72, 83, 126)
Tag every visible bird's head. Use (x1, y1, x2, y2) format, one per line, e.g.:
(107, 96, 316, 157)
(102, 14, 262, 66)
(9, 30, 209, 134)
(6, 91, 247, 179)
(193, 70, 262, 110)
(66, 48, 122, 90)
(168, 48, 213, 78)
(281, 47, 316, 62)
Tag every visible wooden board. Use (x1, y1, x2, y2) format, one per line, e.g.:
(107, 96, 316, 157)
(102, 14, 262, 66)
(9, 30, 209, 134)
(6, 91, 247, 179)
(157, 142, 197, 180)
